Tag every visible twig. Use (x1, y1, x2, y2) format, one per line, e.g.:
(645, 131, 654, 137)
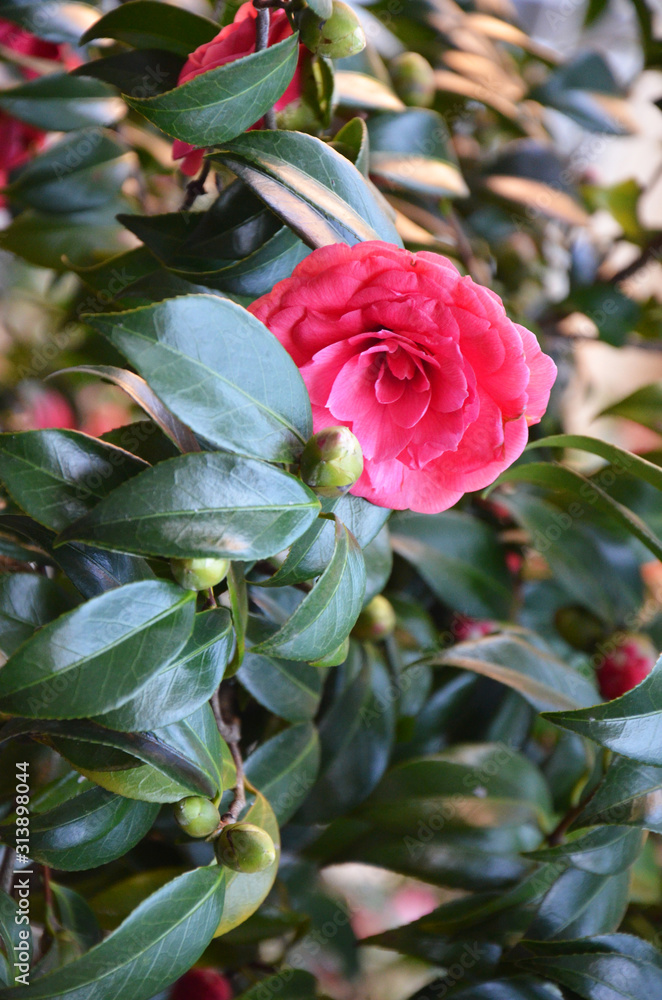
(205, 587, 218, 609)
(210, 683, 246, 830)
(254, 6, 277, 130)
(547, 782, 600, 846)
(180, 161, 211, 211)
(609, 234, 662, 284)
(0, 848, 15, 896)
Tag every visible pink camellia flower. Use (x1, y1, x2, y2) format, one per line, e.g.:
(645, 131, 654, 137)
(170, 968, 233, 1000)
(596, 633, 657, 701)
(172, 2, 304, 177)
(451, 615, 497, 642)
(249, 241, 557, 513)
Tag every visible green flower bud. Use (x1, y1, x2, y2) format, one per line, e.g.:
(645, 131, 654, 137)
(214, 822, 276, 874)
(352, 595, 397, 642)
(174, 796, 220, 838)
(298, 1, 366, 59)
(171, 557, 230, 592)
(555, 605, 606, 652)
(300, 426, 363, 497)
(310, 635, 350, 667)
(390, 51, 436, 108)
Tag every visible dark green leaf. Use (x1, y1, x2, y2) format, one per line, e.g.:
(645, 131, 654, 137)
(545, 654, 662, 765)
(0, 204, 131, 271)
(234, 970, 318, 999)
(599, 382, 662, 433)
(85, 295, 312, 462)
(391, 510, 512, 619)
(524, 825, 644, 874)
(572, 756, 662, 833)
(127, 36, 299, 146)
(526, 866, 630, 940)
(0, 513, 154, 599)
(50, 884, 102, 957)
(518, 935, 662, 1000)
(58, 452, 320, 562)
(431, 631, 598, 712)
(212, 130, 402, 248)
(80, 1, 218, 56)
(1, 787, 158, 870)
(245, 723, 320, 824)
(73, 49, 184, 95)
(0, 429, 149, 532)
(251, 520, 365, 661)
(526, 434, 662, 493)
(239, 621, 324, 723)
(0, 580, 194, 718)
(0, 866, 224, 1000)
(94, 608, 233, 731)
(0, 74, 125, 132)
(0, 3, 98, 44)
(0, 573, 75, 658)
(492, 461, 662, 562)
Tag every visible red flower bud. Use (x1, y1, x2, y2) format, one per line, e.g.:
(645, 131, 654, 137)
(171, 968, 233, 1000)
(596, 634, 657, 701)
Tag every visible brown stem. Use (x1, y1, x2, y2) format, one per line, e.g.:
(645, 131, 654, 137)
(210, 684, 246, 830)
(610, 234, 662, 284)
(254, 6, 277, 129)
(180, 161, 211, 211)
(547, 782, 600, 846)
(42, 866, 53, 912)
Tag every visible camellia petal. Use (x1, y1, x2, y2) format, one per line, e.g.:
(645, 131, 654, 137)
(249, 241, 557, 513)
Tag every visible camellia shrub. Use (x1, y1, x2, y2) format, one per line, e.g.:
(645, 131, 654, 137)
(1, 0, 662, 998)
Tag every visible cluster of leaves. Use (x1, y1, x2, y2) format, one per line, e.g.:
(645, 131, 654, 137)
(0, 1, 662, 999)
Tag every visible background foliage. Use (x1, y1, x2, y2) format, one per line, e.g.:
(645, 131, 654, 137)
(1, 0, 662, 997)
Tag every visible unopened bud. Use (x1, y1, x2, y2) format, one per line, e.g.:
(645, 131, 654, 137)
(390, 52, 436, 107)
(300, 425, 363, 497)
(298, 1, 366, 59)
(352, 595, 396, 641)
(171, 557, 230, 591)
(174, 796, 220, 838)
(214, 822, 276, 874)
(555, 605, 605, 652)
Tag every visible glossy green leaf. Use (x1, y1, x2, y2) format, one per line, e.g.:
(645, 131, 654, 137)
(0, 513, 154, 599)
(54, 367, 199, 454)
(526, 866, 631, 940)
(408, 978, 563, 1000)
(0, 866, 224, 1000)
(572, 756, 662, 833)
(0, 573, 75, 658)
(359, 743, 552, 832)
(239, 621, 324, 723)
(50, 883, 102, 959)
(251, 520, 366, 661)
(94, 608, 233, 731)
(0, 204, 132, 271)
(0, 580, 194, 718)
(430, 630, 598, 712)
(525, 825, 644, 875)
(212, 129, 402, 248)
(0, 74, 125, 132)
(519, 935, 662, 999)
(0, 429, 148, 532)
(1, 709, 222, 801)
(73, 48, 184, 96)
(492, 461, 662, 562)
(1, 786, 158, 870)
(245, 723, 320, 824)
(526, 434, 662, 492)
(391, 510, 512, 619)
(263, 494, 390, 587)
(545, 654, 662, 765)
(127, 36, 299, 146)
(80, 1, 218, 56)
(58, 452, 320, 561)
(295, 646, 394, 823)
(86, 295, 312, 462)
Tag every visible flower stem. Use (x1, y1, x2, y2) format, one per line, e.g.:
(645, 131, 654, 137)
(254, 5, 278, 129)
